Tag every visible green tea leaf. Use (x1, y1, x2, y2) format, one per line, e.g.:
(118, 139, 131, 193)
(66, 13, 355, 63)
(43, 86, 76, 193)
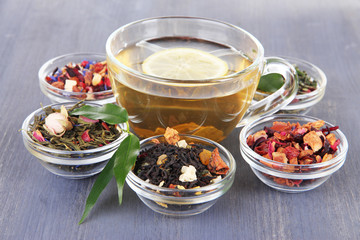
(113, 133, 140, 205)
(78, 151, 116, 224)
(257, 73, 284, 93)
(70, 103, 128, 124)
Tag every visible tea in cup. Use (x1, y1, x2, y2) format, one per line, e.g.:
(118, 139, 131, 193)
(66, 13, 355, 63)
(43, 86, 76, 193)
(106, 17, 297, 142)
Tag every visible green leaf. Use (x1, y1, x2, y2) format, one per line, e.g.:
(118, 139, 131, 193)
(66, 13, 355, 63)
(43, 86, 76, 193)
(257, 73, 285, 93)
(113, 133, 140, 205)
(78, 133, 140, 224)
(70, 103, 128, 124)
(78, 151, 116, 224)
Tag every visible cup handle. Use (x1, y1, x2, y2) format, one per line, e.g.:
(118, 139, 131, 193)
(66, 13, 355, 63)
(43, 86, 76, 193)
(237, 56, 298, 127)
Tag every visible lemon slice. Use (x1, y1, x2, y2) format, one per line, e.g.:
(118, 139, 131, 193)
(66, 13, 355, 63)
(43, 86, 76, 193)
(142, 48, 229, 80)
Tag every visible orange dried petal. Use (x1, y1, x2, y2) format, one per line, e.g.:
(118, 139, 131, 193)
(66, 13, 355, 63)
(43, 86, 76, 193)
(207, 148, 229, 175)
(322, 153, 334, 162)
(270, 121, 292, 132)
(274, 132, 288, 141)
(299, 149, 314, 159)
(199, 149, 212, 165)
(303, 131, 323, 152)
(326, 133, 337, 146)
(302, 120, 325, 130)
(151, 139, 160, 144)
(272, 152, 288, 163)
(253, 130, 267, 142)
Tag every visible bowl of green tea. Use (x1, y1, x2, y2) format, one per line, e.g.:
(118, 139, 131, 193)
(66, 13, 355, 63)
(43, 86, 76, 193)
(255, 56, 327, 114)
(21, 102, 127, 179)
(278, 57, 327, 114)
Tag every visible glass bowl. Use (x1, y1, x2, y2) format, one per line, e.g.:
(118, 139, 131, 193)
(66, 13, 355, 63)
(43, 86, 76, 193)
(39, 53, 115, 104)
(126, 134, 236, 216)
(21, 102, 127, 179)
(239, 114, 348, 193)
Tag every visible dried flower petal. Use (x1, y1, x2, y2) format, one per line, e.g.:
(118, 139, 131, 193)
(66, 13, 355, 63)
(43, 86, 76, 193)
(330, 139, 341, 152)
(303, 131, 323, 152)
(81, 129, 93, 142)
(271, 121, 292, 132)
(33, 130, 45, 142)
(101, 122, 110, 131)
(208, 148, 229, 175)
(272, 152, 288, 163)
(151, 139, 160, 144)
(79, 115, 99, 124)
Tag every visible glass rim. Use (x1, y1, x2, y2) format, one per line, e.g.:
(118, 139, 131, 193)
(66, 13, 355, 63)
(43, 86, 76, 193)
(105, 16, 265, 84)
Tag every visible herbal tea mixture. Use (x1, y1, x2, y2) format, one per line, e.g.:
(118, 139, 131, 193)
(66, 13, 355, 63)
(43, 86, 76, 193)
(256, 65, 318, 96)
(45, 60, 111, 93)
(28, 102, 121, 150)
(133, 128, 229, 189)
(295, 66, 318, 94)
(246, 120, 340, 187)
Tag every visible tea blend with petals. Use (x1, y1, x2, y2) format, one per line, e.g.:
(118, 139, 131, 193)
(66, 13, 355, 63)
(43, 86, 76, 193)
(28, 102, 121, 151)
(246, 120, 340, 187)
(133, 127, 229, 189)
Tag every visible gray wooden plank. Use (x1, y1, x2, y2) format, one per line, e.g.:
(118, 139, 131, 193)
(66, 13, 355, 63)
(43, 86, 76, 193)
(0, 0, 359, 239)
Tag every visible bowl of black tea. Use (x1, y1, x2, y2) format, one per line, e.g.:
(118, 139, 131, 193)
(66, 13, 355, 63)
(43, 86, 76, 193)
(21, 102, 127, 179)
(126, 128, 236, 216)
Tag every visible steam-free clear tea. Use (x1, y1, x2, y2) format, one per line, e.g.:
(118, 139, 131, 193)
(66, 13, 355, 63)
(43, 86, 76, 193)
(109, 37, 260, 142)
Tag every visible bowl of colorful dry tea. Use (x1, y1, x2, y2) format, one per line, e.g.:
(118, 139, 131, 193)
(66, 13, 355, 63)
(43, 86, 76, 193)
(239, 114, 348, 193)
(125, 127, 236, 216)
(21, 102, 128, 179)
(39, 53, 115, 104)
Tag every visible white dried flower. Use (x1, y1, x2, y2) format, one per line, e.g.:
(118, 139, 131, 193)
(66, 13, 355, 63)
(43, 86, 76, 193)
(43, 107, 73, 136)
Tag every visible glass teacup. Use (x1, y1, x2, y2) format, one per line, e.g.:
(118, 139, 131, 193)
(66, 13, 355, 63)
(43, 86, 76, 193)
(106, 16, 297, 142)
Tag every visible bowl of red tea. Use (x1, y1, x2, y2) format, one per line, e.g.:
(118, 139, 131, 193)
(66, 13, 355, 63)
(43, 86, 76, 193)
(39, 53, 115, 104)
(239, 114, 348, 193)
(21, 102, 127, 179)
(126, 128, 236, 216)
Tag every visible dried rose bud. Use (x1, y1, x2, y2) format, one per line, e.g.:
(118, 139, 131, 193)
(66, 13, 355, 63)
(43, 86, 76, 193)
(43, 111, 73, 137)
(33, 130, 45, 142)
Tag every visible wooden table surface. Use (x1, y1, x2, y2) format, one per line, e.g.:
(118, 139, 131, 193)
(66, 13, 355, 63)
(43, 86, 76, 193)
(1, 0, 359, 239)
